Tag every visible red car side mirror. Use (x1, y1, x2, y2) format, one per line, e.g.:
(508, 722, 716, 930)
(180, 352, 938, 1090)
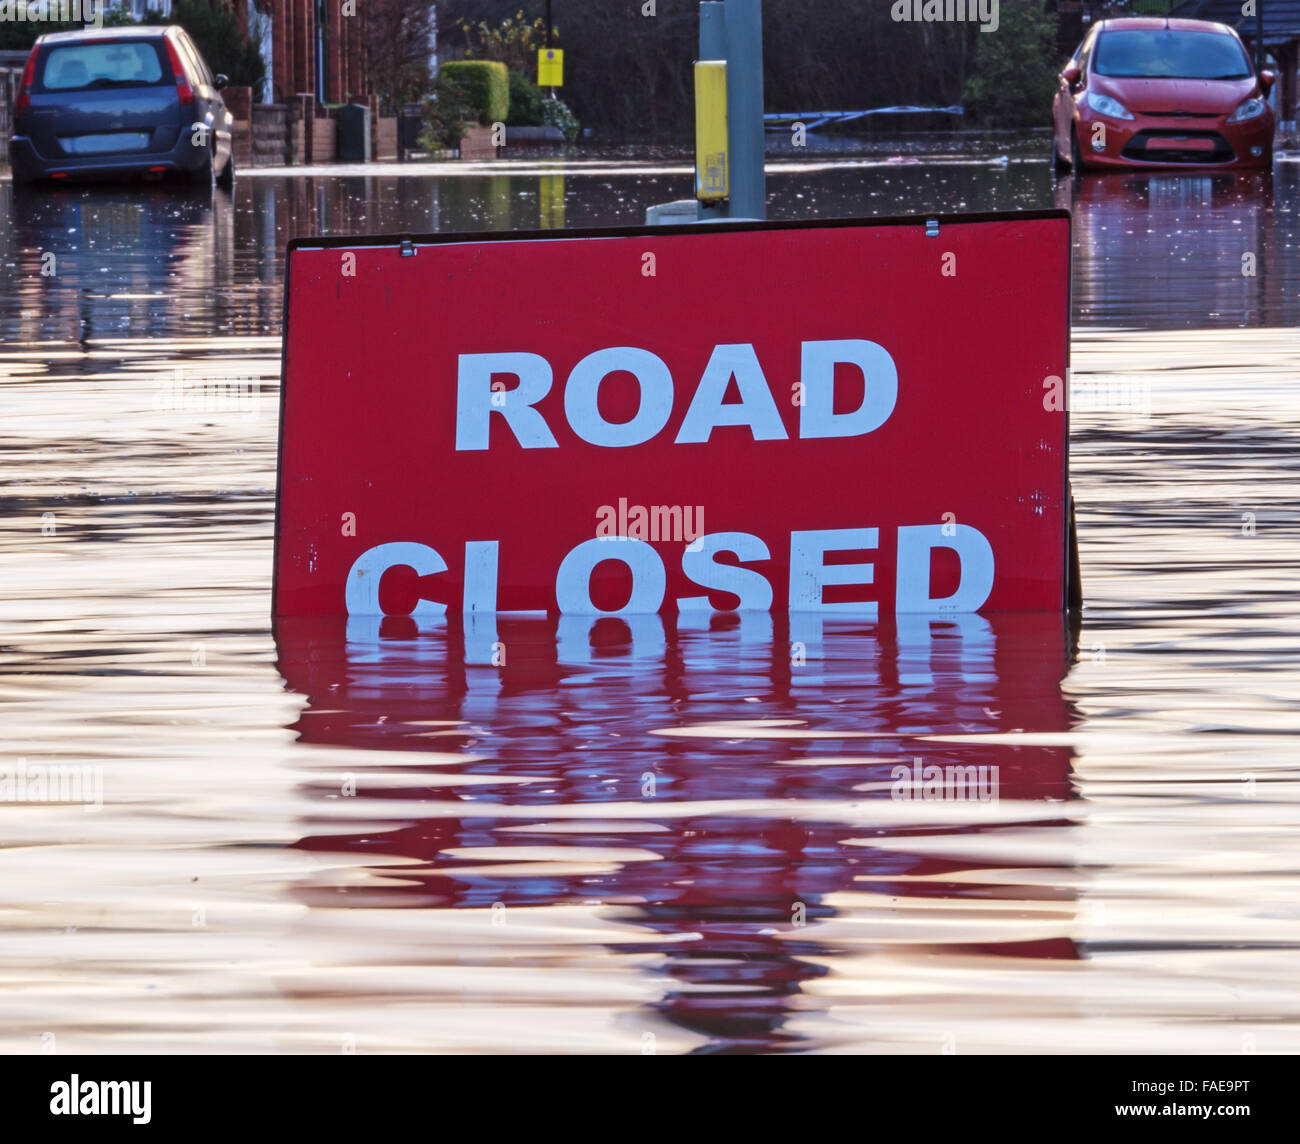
(1259, 70, 1276, 92)
(1061, 63, 1082, 85)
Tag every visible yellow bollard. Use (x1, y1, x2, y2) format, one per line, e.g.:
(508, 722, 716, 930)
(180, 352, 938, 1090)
(694, 60, 729, 203)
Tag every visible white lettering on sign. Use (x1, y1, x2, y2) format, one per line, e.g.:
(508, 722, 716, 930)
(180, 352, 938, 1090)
(455, 352, 556, 450)
(342, 524, 995, 618)
(345, 541, 447, 620)
(678, 532, 773, 611)
(896, 524, 995, 612)
(790, 528, 880, 618)
(557, 537, 667, 613)
(453, 340, 899, 450)
(565, 347, 674, 447)
(799, 340, 898, 439)
(358, 338, 995, 617)
(676, 344, 787, 443)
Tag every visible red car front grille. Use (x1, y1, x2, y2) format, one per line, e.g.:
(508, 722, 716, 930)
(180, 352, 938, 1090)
(1122, 130, 1235, 163)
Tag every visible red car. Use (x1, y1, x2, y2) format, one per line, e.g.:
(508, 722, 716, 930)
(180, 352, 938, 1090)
(1053, 17, 1275, 172)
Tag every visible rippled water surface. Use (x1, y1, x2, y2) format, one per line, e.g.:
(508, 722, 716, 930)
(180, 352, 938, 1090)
(1, 151, 1298, 1053)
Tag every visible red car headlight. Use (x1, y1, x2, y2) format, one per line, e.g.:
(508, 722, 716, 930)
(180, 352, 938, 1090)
(1085, 91, 1135, 121)
(1226, 97, 1268, 124)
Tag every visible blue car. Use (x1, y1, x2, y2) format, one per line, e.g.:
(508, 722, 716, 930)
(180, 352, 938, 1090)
(9, 24, 234, 189)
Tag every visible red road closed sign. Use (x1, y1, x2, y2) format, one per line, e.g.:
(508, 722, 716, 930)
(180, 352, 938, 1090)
(275, 213, 1071, 621)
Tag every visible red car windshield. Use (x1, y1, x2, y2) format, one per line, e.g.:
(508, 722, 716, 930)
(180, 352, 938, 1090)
(1093, 29, 1252, 80)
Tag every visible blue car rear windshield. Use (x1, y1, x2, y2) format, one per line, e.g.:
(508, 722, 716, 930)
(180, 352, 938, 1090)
(1093, 29, 1252, 79)
(40, 40, 167, 91)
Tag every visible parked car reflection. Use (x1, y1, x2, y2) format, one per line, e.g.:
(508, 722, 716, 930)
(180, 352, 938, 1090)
(1056, 168, 1286, 328)
(3, 183, 238, 342)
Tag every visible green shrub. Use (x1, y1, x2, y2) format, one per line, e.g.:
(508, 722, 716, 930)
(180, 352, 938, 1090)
(418, 74, 474, 151)
(438, 60, 509, 126)
(961, 0, 1059, 128)
(542, 96, 580, 143)
(507, 69, 546, 127)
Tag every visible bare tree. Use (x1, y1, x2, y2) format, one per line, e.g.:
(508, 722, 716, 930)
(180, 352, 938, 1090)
(436, 0, 987, 139)
(364, 0, 436, 111)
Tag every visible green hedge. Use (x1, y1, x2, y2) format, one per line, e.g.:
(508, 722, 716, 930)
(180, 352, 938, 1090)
(507, 70, 546, 127)
(438, 60, 509, 126)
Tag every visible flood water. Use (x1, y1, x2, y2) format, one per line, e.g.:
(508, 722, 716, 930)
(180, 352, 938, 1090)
(1, 150, 1298, 1053)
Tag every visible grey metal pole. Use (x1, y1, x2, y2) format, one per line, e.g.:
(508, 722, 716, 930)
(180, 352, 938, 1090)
(723, 0, 766, 220)
(697, 0, 765, 222)
(699, 3, 726, 60)
(696, 4, 728, 68)
(698, 3, 728, 222)
(1255, 0, 1264, 73)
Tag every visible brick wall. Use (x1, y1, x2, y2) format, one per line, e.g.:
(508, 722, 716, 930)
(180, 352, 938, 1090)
(224, 86, 252, 121)
(251, 104, 292, 166)
(326, 0, 346, 103)
(269, 0, 374, 105)
(311, 112, 337, 165)
(293, 0, 313, 98)
(292, 93, 314, 163)
(290, 105, 305, 165)
(459, 124, 500, 161)
(234, 99, 402, 168)
(224, 86, 253, 170)
(0, 68, 15, 165)
(375, 117, 398, 161)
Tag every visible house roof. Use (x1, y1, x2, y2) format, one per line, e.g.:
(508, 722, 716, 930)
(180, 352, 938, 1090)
(1172, 1, 1300, 45)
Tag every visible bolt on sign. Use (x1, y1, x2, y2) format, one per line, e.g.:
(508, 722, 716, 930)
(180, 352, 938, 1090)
(274, 213, 1072, 623)
(537, 48, 563, 87)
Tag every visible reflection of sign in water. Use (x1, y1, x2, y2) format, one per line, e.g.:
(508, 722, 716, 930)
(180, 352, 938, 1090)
(538, 174, 565, 229)
(276, 214, 1071, 620)
(276, 611, 1080, 1050)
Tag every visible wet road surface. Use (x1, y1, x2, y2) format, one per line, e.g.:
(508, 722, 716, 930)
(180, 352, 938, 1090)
(1, 151, 1298, 1052)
